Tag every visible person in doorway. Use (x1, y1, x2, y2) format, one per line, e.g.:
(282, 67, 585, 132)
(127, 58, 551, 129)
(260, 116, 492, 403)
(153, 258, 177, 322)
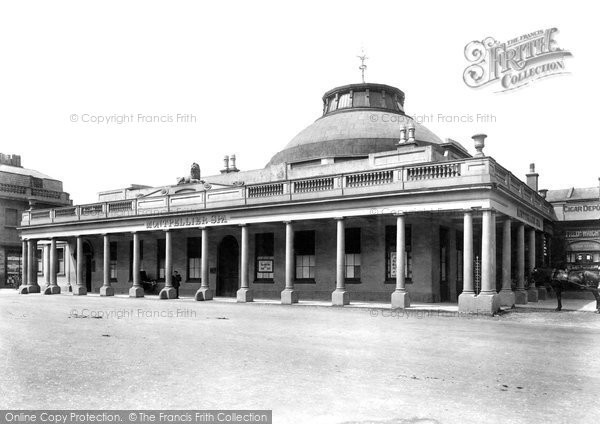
(172, 270, 182, 298)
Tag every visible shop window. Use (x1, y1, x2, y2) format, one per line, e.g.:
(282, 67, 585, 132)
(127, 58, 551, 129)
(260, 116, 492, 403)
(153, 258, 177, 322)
(255, 233, 274, 281)
(157, 239, 165, 280)
(345, 228, 361, 281)
(109, 242, 117, 280)
(295, 231, 315, 280)
(37, 248, 43, 275)
(187, 237, 201, 280)
(385, 225, 412, 281)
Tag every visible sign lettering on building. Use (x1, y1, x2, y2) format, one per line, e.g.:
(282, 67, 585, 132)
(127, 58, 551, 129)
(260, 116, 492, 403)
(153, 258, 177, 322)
(146, 214, 228, 229)
(517, 208, 542, 229)
(565, 229, 600, 239)
(562, 203, 600, 221)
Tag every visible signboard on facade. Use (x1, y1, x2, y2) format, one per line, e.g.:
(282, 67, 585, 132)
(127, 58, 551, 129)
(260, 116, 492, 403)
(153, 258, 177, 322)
(565, 229, 600, 239)
(258, 260, 273, 273)
(145, 214, 228, 230)
(562, 203, 600, 221)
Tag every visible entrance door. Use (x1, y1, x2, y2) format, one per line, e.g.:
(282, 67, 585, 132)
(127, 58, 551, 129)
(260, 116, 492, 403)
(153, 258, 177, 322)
(439, 228, 450, 302)
(217, 235, 239, 297)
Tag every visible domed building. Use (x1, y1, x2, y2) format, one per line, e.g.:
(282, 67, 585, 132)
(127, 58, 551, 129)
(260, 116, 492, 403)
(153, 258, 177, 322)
(18, 81, 555, 314)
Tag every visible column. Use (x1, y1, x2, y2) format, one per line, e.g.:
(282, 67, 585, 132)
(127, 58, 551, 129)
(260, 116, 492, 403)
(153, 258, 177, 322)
(19, 240, 28, 294)
(498, 219, 515, 307)
(236, 224, 253, 302)
(476, 209, 499, 314)
(25, 239, 40, 293)
(195, 228, 214, 300)
(514, 223, 527, 304)
(160, 230, 177, 299)
(44, 238, 60, 294)
(73, 236, 86, 295)
(129, 232, 143, 297)
(281, 221, 298, 304)
(391, 213, 410, 308)
(527, 228, 538, 302)
(332, 217, 349, 305)
(458, 210, 476, 312)
(100, 234, 114, 296)
(44, 245, 50, 286)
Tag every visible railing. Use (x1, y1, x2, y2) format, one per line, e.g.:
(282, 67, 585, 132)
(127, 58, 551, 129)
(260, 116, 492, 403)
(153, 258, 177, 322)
(406, 163, 461, 180)
(293, 177, 335, 193)
(248, 183, 284, 198)
(108, 200, 134, 213)
(55, 207, 77, 217)
(346, 170, 393, 187)
(0, 183, 27, 195)
(31, 188, 62, 199)
(20, 157, 554, 226)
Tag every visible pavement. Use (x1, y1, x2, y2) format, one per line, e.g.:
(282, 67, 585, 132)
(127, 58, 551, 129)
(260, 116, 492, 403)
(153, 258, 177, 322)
(1, 289, 599, 424)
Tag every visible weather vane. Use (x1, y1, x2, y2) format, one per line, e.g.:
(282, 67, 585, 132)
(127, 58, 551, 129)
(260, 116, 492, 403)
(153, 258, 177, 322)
(357, 51, 368, 83)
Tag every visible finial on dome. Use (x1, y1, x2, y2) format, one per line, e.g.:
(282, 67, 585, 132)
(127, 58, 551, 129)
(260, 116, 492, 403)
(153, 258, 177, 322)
(357, 50, 368, 83)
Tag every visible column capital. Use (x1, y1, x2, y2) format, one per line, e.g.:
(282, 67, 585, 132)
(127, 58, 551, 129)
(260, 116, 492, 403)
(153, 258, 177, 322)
(393, 212, 405, 217)
(239, 223, 248, 227)
(283, 220, 293, 225)
(334, 216, 345, 221)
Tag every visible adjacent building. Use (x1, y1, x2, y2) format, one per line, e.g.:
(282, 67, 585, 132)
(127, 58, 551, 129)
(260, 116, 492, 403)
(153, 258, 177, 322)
(0, 154, 71, 289)
(16, 82, 555, 314)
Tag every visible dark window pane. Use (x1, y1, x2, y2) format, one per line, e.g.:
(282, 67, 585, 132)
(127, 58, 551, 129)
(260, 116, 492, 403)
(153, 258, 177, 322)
(345, 227, 361, 254)
(294, 231, 315, 255)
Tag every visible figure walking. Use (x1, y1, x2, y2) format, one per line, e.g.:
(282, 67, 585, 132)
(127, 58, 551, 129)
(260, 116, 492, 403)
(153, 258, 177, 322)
(173, 270, 182, 298)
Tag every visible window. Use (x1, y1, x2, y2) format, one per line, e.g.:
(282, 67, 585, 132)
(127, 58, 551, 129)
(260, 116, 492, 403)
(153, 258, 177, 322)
(327, 95, 338, 112)
(385, 225, 412, 281)
(57, 247, 65, 275)
(337, 93, 351, 109)
(109, 242, 117, 280)
(255, 233, 274, 281)
(345, 228, 361, 281)
(5, 208, 18, 227)
(187, 237, 201, 280)
(353, 91, 368, 107)
(157, 239, 165, 280)
(295, 230, 315, 280)
(37, 248, 43, 275)
(369, 91, 384, 108)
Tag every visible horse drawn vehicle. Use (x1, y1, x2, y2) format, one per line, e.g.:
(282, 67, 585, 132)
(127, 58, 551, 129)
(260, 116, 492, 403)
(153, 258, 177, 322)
(530, 266, 600, 313)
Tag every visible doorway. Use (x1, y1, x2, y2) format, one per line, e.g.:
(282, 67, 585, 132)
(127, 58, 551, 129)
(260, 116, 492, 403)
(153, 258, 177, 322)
(217, 235, 239, 297)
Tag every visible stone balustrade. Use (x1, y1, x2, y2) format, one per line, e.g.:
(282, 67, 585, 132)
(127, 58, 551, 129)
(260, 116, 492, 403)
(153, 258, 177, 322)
(20, 157, 553, 226)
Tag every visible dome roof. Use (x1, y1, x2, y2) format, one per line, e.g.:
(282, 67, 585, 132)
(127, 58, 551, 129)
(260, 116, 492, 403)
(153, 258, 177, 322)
(267, 83, 444, 167)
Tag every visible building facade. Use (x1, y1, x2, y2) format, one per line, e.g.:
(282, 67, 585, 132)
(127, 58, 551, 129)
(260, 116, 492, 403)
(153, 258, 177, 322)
(17, 82, 555, 314)
(0, 153, 72, 289)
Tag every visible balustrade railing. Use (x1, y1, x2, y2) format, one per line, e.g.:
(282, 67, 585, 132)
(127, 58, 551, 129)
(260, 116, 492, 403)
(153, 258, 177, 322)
(406, 163, 461, 180)
(346, 170, 393, 187)
(293, 177, 335, 193)
(248, 183, 284, 198)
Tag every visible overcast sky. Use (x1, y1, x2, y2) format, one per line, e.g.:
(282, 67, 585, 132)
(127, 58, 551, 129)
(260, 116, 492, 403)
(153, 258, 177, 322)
(0, 0, 596, 204)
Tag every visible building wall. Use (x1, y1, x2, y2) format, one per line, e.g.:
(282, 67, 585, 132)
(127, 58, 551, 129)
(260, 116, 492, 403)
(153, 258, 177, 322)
(27, 216, 465, 302)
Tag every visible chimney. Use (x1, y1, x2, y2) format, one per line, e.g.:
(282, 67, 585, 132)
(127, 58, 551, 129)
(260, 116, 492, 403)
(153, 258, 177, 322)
(472, 134, 487, 157)
(398, 127, 407, 144)
(229, 154, 239, 172)
(220, 155, 230, 174)
(407, 126, 416, 143)
(526, 163, 539, 191)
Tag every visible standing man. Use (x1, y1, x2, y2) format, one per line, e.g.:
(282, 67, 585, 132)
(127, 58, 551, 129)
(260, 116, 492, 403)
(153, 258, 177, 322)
(173, 270, 182, 298)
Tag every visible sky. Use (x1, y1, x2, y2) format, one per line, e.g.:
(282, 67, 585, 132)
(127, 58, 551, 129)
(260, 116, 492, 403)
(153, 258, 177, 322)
(0, 0, 597, 204)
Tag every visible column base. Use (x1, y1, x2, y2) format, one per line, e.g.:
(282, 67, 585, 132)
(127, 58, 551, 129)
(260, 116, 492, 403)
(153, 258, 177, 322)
(195, 287, 214, 301)
(100, 286, 115, 296)
(43, 285, 61, 295)
(281, 289, 298, 304)
(514, 289, 528, 304)
(498, 290, 515, 308)
(158, 287, 177, 299)
(391, 290, 410, 309)
(236, 288, 253, 303)
(537, 286, 548, 300)
(527, 288, 539, 302)
(18, 284, 40, 294)
(129, 286, 144, 298)
(458, 292, 477, 313)
(72, 285, 87, 295)
(331, 289, 349, 306)
(475, 293, 501, 315)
